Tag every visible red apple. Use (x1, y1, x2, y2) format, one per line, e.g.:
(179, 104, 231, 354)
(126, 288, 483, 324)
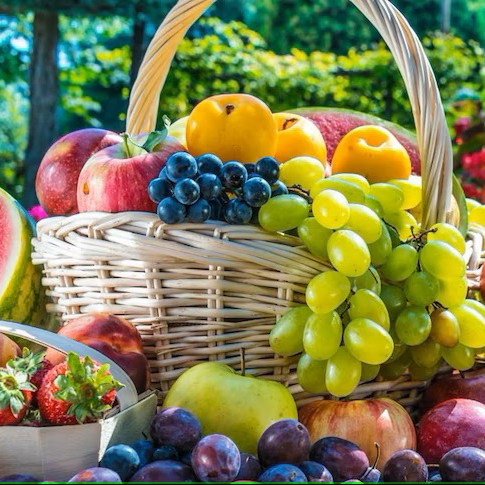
(35, 128, 123, 215)
(76, 134, 185, 213)
(44, 312, 150, 394)
(416, 398, 485, 464)
(298, 397, 416, 471)
(419, 368, 485, 416)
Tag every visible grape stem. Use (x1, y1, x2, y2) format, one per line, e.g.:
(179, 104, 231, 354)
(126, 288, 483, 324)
(240, 347, 246, 377)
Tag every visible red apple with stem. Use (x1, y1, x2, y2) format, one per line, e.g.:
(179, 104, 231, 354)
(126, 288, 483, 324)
(298, 397, 416, 471)
(35, 128, 123, 215)
(77, 131, 185, 213)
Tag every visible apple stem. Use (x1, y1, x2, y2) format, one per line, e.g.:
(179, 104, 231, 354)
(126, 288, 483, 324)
(240, 348, 246, 376)
(122, 133, 133, 158)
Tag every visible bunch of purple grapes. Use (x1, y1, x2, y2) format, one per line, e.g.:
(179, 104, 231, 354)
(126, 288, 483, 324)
(148, 151, 288, 224)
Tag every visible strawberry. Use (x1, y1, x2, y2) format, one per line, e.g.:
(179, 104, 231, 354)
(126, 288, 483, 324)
(37, 351, 122, 425)
(0, 366, 36, 425)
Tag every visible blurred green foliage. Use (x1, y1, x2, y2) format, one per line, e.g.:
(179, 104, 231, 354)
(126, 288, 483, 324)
(0, 14, 483, 199)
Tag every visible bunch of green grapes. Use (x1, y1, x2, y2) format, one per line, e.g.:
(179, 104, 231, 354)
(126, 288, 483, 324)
(265, 161, 485, 398)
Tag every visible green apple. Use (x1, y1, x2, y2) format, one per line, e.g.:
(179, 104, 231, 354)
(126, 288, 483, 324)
(163, 361, 298, 454)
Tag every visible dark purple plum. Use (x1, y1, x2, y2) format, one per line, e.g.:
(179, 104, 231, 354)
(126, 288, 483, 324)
(128, 460, 196, 482)
(149, 406, 202, 452)
(0, 474, 40, 482)
(259, 463, 308, 482)
(310, 436, 369, 482)
(153, 444, 180, 461)
(257, 418, 311, 467)
(191, 433, 241, 482)
(439, 446, 485, 482)
(382, 448, 428, 482)
(360, 466, 381, 482)
(99, 443, 140, 481)
(128, 438, 155, 468)
(234, 452, 262, 481)
(67, 467, 122, 482)
(299, 460, 334, 482)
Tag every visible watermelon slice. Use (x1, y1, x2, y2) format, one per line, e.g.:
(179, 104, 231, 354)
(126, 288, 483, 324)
(0, 187, 48, 326)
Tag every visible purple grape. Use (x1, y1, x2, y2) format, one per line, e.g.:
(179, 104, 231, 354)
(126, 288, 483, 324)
(68, 467, 122, 482)
(299, 460, 334, 482)
(271, 179, 289, 196)
(196, 153, 223, 175)
(242, 177, 272, 207)
(186, 198, 211, 222)
(148, 177, 173, 202)
(360, 466, 381, 482)
(157, 196, 186, 224)
(191, 433, 241, 482)
(310, 436, 369, 482)
(255, 156, 280, 184)
(150, 406, 202, 452)
(128, 460, 196, 482)
(197, 173, 223, 200)
(165, 151, 198, 182)
(259, 463, 308, 482)
(257, 418, 311, 467)
(223, 198, 252, 224)
(234, 452, 262, 481)
(220, 161, 248, 190)
(99, 443, 140, 481)
(173, 178, 200, 205)
(383, 448, 428, 482)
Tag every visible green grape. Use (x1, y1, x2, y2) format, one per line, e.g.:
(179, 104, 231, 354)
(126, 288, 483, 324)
(279, 155, 326, 189)
(381, 244, 418, 282)
(348, 289, 390, 330)
(351, 266, 381, 294)
(329, 173, 370, 193)
(403, 271, 440, 306)
(367, 221, 392, 267)
(430, 308, 461, 347)
(303, 311, 342, 360)
(441, 342, 475, 371)
(395, 305, 431, 346)
(388, 175, 422, 210)
(297, 217, 333, 261)
(436, 275, 468, 307)
(419, 240, 466, 280)
(464, 299, 485, 318)
(378, 348, 411, 380)
(427, 222, 466, 255)
(408, 360, 440, 381)
(312, 189, 350, 229)
(296, 353, 328, 393)
(343, 317, 394, 364)
(409, 338, 442, 368)
(269, 305, 314, 356)
(327, 229, 371, 277)
(343, 203, 382, 243)
(364, 193, 384, 218)
(387, 224, 402, 248)
(310, 177, 366, 204)
(360, 363, 380, 382)
(450, 303, 485, 348)
(369, 182, 404, 213)
(325, 346, 362, 397)
(306, 270, 351, 314)
(258, 194, 309, 232)
(380, 283, 407, 323)
(383, 210, 419, 240)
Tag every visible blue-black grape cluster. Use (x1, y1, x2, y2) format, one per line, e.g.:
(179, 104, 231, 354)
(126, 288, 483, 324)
(148, 151, 288, 224)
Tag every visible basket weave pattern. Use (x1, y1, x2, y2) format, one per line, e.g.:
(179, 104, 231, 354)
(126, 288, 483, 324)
(32, 0, 483, 412)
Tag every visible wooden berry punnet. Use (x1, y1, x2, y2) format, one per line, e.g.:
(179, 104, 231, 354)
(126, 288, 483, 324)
(32, 0, 484, 414)
(0, 320, 157, 481)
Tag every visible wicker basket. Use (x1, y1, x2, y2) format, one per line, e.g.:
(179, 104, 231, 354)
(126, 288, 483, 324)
(32, 0, 484, 414)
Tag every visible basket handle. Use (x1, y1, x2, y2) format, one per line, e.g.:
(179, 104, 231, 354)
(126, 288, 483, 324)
(126, 0, 453, 230)
(0, 320, 138, 411)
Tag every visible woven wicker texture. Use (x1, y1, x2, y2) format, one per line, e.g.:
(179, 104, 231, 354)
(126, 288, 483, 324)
(32, 0, 482, 412)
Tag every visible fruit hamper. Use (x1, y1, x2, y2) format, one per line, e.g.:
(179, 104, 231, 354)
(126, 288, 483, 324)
(0, 320, 157, 481)
(32, 0, 485, 415)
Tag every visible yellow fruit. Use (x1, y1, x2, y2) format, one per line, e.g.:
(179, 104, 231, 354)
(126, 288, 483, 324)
(273, 112, 327, 164)
(186, 93, 278, 163)
(279, 155, 326, 190)
(331, 125, 412, 183)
